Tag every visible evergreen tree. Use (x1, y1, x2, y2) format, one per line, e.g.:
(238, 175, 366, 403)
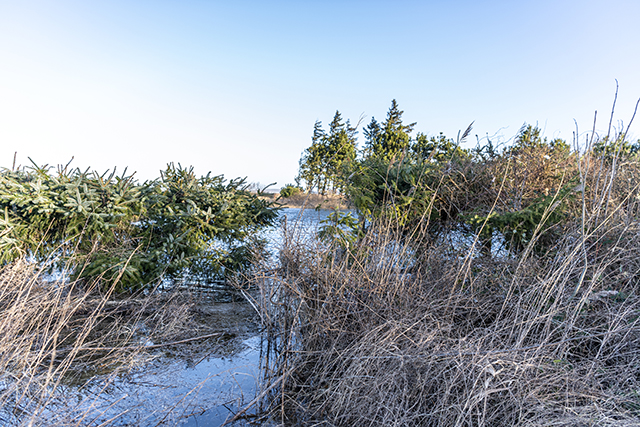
(412, 132, 469, 162)
(325, 112, 357, 192)
(365, 100, 416, 159)
(297, 111, 357, 194)
(297, 121, 326, 192)
(363, 117, 382, 156)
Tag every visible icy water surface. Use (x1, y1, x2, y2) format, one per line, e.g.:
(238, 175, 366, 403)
(95, 334, 263, 426)
(69, 208, 333, 426)
(1, 208, 340, 426)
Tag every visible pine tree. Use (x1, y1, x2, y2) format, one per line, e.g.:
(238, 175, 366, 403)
(381, 99, 416, 158)
(297, 111, 358, 194)
(325, 112, 357, 191)
(297, 121, 326, 192)
(365, 100, 416, 159)
(363, 117, 382, 156)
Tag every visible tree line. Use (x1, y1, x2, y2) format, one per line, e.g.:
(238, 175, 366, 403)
(296, 100, 419, 194)
(296, 100, 640, 256)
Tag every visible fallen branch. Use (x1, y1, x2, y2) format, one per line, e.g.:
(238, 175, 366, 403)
(56, 332, 226, 354)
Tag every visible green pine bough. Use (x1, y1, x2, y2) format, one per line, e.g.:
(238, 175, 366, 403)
(0, 161, 279, 292)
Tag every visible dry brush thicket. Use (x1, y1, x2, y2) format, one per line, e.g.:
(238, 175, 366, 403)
(249, 144, 640, 426)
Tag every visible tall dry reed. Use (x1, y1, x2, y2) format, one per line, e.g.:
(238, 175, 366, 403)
(246, 137, 640, 426)
(0, 259, 201, 426)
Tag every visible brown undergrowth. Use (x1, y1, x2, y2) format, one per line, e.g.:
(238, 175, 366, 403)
(246, 151, 640, 426)
(0, 260, 230, 426)
(277, 193, 351, 210)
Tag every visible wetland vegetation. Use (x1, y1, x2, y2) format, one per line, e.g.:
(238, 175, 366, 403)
(254, 100, 640, 426)
(3, 98, 640, 426)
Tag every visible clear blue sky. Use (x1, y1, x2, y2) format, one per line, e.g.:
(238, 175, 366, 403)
(1, 1, 639, 188)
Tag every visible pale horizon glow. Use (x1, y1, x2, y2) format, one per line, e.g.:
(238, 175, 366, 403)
(1, 1, 639, 187)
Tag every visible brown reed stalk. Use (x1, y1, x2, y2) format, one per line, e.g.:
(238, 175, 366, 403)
(248, 133, 640, 426)
(0, 256, 208, 426)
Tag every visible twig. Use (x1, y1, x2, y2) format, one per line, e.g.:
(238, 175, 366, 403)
(220, 372, 289, 426)
(56, 332, 225, 353)
(351, 325, 640, 361)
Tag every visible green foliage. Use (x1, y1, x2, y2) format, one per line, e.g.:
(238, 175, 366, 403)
(455, 124, 580, 254)
(493, 187, 574, 252)
(345, 121, 581, 256)
(346, 156, 436, 227)
(463, 184, 578, 254)
(280, 183, 302, 198)
(297, 111, 357, 194)
(0, 162, 279, 291)
(318, 209, 363, 252)
(364, 99, 416, 159)
(344, 152, 475, 237)
(412, 132, 470, 162)
(298, 102, 589, 259)
(0, 163, 143, 265)
(593, 136, 640, 160)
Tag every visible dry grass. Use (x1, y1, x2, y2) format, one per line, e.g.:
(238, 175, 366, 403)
(247, 150, 640, 426)
(277, 193, 351, 210)
(0, 258, 225, 426)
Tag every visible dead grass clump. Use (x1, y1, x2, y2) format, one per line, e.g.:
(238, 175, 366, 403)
(249, 149, 640, 426)
(0, 259, 215, 426)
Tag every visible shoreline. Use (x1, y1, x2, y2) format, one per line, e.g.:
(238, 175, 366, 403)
(260, 193, 352, 210)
